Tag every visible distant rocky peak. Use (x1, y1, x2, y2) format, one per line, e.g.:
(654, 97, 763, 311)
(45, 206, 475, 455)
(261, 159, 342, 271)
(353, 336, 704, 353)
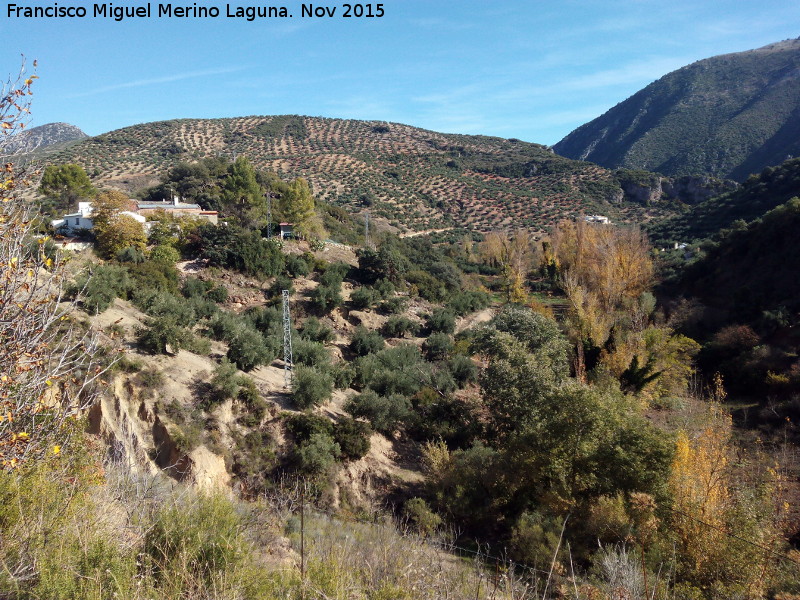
(2, 122, 88, 155)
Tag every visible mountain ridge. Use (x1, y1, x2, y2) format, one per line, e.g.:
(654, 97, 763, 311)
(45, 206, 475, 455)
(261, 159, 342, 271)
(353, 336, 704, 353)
(2, 121, 87, 155)
(553, 38, 800, 181)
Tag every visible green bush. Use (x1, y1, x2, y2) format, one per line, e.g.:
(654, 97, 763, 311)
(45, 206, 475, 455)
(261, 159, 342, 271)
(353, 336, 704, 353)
(447, 290, 491, 316)
(300, 316, 335, 344)
(350, 286, 378, 310)
(150, 244, 181, 265)
(344, 390, 411, 434)
(350, 326, 385, 356)
(292, 337, 331, 368)
(144, 493, 250, 588)
(285, 411, 333, 441)
(332, 417, 371, 460)
(233, 430, 276, 486)
(136, 316, 191, 354)
(285, 254, 310, 277)
(380, 296, 407, 314)
(206, 310, 245, 342)
(76, 264, 131, 314)
(426, 308, 456, 334)
(447, 354, 478, 387)
(292, 366, 334, 409)
(403, 498, 442, 537)
(382, 316, 420, 338)
(138, 290, 196, 327)
(310, 283, 342, 313)
(295, 433, 341, 475)
(423, 332, 454, 361)
(331, 363, 356, 389)
(227, 327, 274, 371)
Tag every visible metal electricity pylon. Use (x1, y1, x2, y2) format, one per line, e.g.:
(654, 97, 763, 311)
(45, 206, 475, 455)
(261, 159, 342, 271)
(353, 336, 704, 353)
(282, 289, 293, 389)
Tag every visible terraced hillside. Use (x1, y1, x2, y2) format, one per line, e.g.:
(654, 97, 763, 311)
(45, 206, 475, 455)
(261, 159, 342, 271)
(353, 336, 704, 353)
(36, 115, 683, 233)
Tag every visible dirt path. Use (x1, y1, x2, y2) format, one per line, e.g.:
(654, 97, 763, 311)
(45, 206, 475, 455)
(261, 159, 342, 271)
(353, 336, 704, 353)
(399, 227, 455, 238)
(455, 307, 495, 333)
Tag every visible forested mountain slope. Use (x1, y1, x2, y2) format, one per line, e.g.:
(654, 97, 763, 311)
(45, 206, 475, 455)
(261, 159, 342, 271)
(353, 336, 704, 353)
(554, 38, 800, 181)
(648, 156, 800, 244)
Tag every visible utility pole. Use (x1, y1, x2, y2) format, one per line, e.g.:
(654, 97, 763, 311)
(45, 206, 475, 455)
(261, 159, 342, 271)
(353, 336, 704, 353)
(282, 290, 293, 389)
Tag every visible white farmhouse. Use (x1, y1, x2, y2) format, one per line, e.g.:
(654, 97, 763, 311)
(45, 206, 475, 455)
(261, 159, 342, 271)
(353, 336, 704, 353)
(51, 201, 146, 235)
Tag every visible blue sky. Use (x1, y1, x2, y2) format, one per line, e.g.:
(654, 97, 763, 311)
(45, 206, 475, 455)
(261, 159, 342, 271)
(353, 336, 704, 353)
(2, 0, 799, 145)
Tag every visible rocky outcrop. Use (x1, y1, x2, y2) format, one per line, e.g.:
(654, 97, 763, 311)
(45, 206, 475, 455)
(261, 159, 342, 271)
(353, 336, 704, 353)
(89, 374, 230, 489)
(3, 122, 87, 154)
(617, 173, 738, 207)
(662, 176, 738, 205)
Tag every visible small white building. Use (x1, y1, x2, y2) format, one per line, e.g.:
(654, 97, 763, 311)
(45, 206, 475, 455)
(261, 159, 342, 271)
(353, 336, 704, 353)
(51, 201, 146, 236)
(279, 222, 294, 239)
(583, 214, 611, 224)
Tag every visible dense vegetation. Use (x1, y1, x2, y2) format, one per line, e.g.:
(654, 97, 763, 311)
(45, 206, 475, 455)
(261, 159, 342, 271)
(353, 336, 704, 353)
(648, 156, 800, 245)
(3, 70, 799, 600)
(554, 38, 800, 181)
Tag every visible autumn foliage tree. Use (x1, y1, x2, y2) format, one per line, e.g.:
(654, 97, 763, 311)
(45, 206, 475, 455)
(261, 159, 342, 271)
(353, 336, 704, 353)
(479, 230, 535, 303)
(550, 219, 653, 346)
(90, 189, 145, 257)
(1, 63, 105, 468)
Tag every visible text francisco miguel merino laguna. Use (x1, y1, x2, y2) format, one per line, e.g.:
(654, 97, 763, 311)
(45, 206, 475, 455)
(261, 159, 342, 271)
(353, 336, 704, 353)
(3, 3, 374, 21)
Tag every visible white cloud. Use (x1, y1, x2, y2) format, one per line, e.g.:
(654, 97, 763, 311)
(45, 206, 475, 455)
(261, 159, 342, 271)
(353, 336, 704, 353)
(66, 66, 248, 98)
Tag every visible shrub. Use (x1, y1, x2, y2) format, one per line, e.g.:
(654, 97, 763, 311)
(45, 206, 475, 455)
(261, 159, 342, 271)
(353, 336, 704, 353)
(350, 286, 378, 310)
(285, 411, 333, 441)
(350, 326, 385, 356)
(403, 498, 442, 537)
(285, 254, 310, 277)
(267, 275, 294, 299)
(292, 337, 332, 368)
(447, 354, 478, 387)
(206, 310, 244, 342)
(380, 296, 407, 314)
(333, 417, 371, 460)
(137, 367, 166, 392)
(144, 493, 250, 588)
(382, 316, 420, 338)
(206, 284, 228, 303)
(310, 283, 342, 313)
(373, 278, 395, 299)
(320, 261, 349, 286)
(332, 363, 355, 390)
(227, 327, 273, 371)
(126, 260, 179, 294)
(423, 332, 454, 361)
(136, 317, 190, 354)
(150, 244, 181, 265)
(116, 246, 145, 263)
(233, 430, 276, 485)
(426, 308, 456, 334)
(292, 366, 334, 409)
(76, 264, 131, 314)
(300, 317, 335, 344)
(406, 269, 447, 302)
(138, 290, 196, 327)
(448, 290, 491, 316)
(295, 433, 340, 474)
(344, 390, 411, 434)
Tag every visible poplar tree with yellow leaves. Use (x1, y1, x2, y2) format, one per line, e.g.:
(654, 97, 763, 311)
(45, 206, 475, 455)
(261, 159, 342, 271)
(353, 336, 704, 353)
(0, 62, 105, 469)
(667, 376, 792, 596)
